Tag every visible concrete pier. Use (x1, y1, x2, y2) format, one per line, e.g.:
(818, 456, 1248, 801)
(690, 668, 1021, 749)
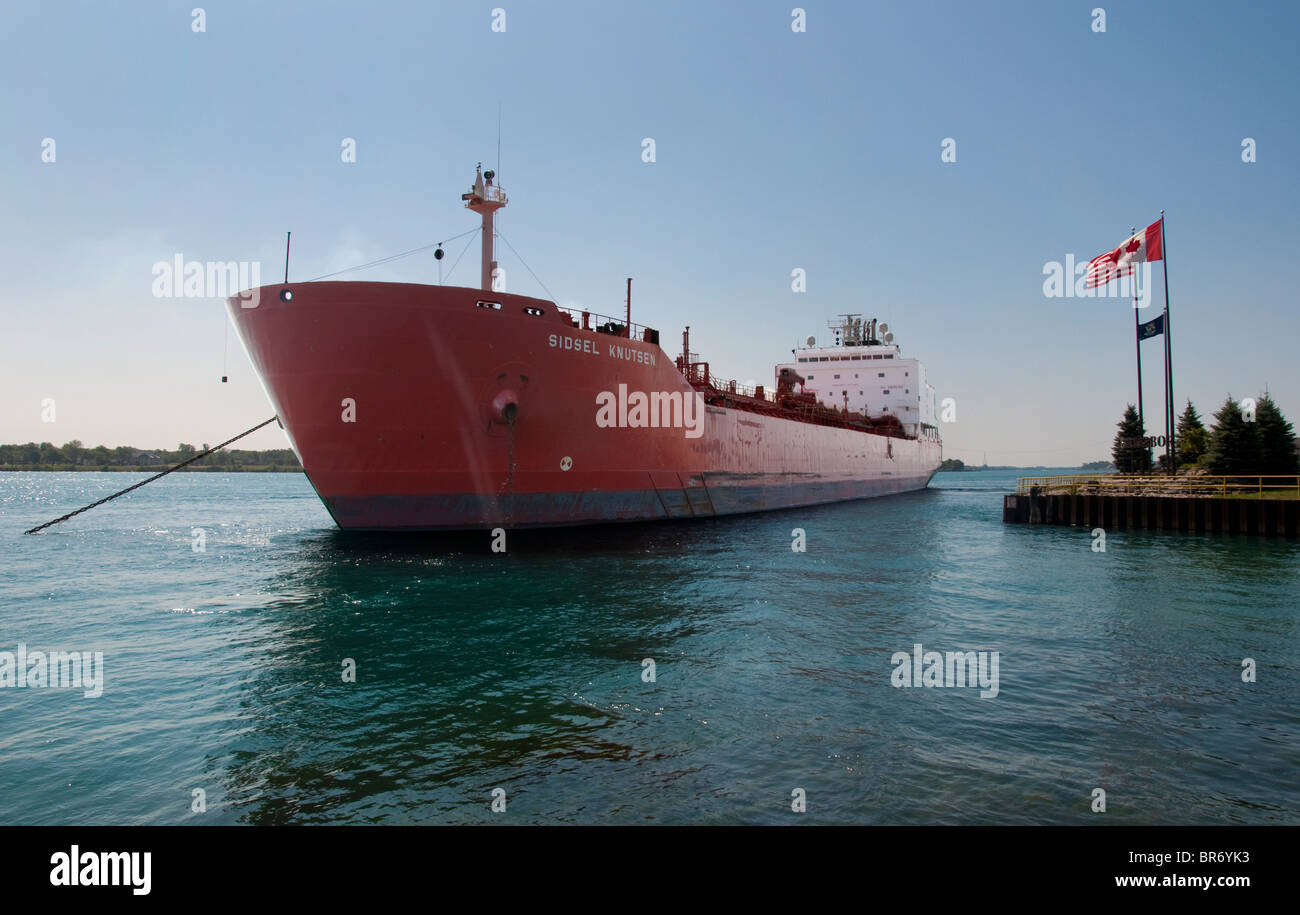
(1003, 491, 1299, 536)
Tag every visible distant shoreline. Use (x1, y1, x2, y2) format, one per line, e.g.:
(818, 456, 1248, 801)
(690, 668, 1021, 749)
(937, 460, 1114, 472)
(935, 466, 1113, 473)
(0, 442, 300, 473)
(0, 465, 302, 473)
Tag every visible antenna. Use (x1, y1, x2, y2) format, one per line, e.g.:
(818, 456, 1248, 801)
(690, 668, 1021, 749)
(497, 102, 502, 176)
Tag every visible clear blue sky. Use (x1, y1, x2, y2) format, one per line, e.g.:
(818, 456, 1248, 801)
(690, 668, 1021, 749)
(2, 1, 1296, 464)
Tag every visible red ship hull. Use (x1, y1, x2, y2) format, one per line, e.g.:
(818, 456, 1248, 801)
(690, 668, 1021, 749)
(226, 282, 941, 530)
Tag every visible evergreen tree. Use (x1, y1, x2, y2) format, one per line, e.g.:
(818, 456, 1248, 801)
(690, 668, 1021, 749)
(1112, 404, 1151, 473)
(1255, 393, 1299, 475)
(1204, 396, 1260, 475)
(1175, 400, 1209, 468)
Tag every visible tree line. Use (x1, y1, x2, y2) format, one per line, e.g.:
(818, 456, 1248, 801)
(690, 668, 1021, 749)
(0, 441, 301, 471)
(1112, 394, 1299, 475)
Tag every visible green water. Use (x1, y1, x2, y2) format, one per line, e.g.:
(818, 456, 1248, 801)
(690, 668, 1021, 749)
(1, 469, 1296, 824)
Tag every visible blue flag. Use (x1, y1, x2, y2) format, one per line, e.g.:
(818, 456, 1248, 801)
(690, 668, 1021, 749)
(1138, 314, 1164, 341)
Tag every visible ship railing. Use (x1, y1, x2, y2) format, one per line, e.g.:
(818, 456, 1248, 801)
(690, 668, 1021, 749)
(708, 377, 778, 404)
(1015, 474, 1300, 497)
(556, 307, 659, 344)
(674, 360, 776, 403)
(677, 370, 913, 434)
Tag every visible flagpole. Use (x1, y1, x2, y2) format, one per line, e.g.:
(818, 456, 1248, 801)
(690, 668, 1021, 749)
(1133, 308, 1144, 438)
(1161, 211, 1175, 473)
(1130, 227, 1148, 470)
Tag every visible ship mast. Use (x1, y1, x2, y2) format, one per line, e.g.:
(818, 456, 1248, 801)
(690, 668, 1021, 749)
(462, 162, 507, 292)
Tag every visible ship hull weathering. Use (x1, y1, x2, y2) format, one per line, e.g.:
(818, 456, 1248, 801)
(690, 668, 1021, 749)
(225, 165, 941, 530)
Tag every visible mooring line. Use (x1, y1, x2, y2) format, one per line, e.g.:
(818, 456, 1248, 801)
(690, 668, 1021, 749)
(23, 417, 279, 535)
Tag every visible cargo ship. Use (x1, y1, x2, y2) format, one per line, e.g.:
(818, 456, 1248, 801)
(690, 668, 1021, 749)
(226, 164, 942, 530)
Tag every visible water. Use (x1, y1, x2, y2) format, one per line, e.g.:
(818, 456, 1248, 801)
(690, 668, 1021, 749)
(1, 469, 1296, 825)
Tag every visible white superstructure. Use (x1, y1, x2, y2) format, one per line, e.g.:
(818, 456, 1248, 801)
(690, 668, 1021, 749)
(775, 315, 940, 440)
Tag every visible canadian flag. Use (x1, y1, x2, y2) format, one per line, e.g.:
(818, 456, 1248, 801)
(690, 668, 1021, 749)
(1085, 220, 1163, 288)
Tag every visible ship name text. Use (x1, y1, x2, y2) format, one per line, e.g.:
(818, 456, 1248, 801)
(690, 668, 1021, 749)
(549, 333, 657, 366)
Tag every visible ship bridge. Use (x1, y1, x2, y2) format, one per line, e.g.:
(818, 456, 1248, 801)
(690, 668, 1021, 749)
(774, 315, 940, 439)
